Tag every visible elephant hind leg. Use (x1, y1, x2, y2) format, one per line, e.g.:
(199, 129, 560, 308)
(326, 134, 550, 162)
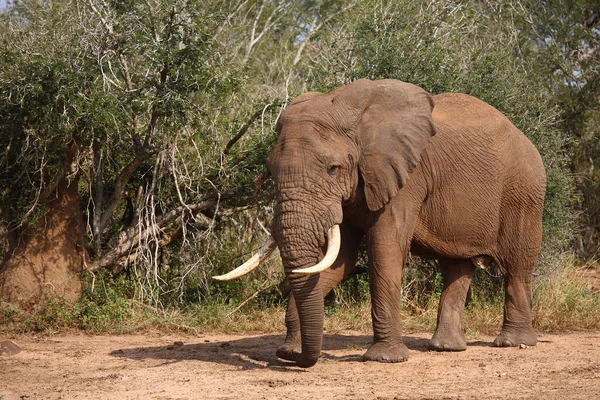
(493, 265, 538, 347)
(429, 258, 475, 352)
(494, 205, 542, 348)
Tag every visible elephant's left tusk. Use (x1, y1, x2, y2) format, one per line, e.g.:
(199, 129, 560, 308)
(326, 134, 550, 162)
(212, 236, 277, 281)
(291, 225, 341, 275)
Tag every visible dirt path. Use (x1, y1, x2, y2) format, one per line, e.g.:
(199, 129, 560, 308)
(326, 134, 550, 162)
(1, 331, 599, 399)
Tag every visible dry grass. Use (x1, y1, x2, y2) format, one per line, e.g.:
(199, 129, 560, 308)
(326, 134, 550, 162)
(2, 260, 598, 338)
(464, 302, 504, 336)
(323, 259, 600, 338)
(533, 260, 600, 332)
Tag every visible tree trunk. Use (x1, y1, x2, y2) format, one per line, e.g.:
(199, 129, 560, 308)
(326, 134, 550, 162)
(0, 178, 87, 308)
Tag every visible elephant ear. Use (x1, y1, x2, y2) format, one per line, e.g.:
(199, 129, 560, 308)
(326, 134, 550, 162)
(356, 80, 435, 211)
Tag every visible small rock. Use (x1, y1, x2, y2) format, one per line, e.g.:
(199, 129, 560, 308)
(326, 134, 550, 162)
(167, 341, 184, 350)
(498, 371, 507, 377)
(0, 340, 21, 357)
(519, 343, 528, 349)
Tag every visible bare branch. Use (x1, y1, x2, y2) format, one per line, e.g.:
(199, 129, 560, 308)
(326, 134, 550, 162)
(292, 3, 355, 67)
(97, 149, 154, 235)
(87, 0, 134, 91)
(222, 102, 282, 156)
(212, 0, 249, 42)
(90, 199, 217, 271)
(242, 1, 288, 65)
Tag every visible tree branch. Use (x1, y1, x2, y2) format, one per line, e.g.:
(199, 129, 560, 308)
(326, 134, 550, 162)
(97, 149, 154, 235)
(90, 199, 217, 271)
(242, 1, 287, 65)
(222, 102, 282, 156)
(212, 0, 248, 42)
(226, 280, 272, 318)
(292, 4, 355, 67)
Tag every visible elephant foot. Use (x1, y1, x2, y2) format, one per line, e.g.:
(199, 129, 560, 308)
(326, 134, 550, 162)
(493, 327, 537, 347)
(363, 341, 409, 363)
(296, 352, 320, 368)
(428, 330, 467, 352)
(276, 342, 301, 362)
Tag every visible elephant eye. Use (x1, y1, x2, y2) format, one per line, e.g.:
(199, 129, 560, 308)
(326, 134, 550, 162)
(327, 165, 341, 176)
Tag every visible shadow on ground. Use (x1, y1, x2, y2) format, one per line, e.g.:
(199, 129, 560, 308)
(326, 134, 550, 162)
(108, 334, 438, 371)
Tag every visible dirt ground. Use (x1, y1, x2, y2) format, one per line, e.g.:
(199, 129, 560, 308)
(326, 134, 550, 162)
(1, 331, 599, 400)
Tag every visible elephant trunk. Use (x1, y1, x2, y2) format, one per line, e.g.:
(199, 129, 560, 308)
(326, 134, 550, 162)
(274, 203, 333, 367)
(286, 272, 323, 367)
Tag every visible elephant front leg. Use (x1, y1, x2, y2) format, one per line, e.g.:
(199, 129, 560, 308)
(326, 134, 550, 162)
(276, 294, 302, 361)
(363, 225, 411, 363)
(429, 258, 475, 351)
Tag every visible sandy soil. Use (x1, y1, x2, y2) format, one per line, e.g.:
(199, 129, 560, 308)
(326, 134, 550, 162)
(1, 331, 599, 400)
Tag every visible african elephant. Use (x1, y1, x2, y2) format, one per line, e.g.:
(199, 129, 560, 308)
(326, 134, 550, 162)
(215, 79, 546, 368)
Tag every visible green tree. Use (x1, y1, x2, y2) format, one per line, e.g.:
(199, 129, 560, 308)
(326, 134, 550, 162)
(1, 0, 592, 312)
(0, 0, 354, 307)
(0, 0, 236, 306)
(527, 1, 600, 258)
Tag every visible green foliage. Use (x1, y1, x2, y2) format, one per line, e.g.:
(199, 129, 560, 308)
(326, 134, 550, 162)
(0, 0, 597, 325)
(530, 2, 600, 259)
(0, 268, 286, 334)
(0, 271, 134, 333)
(326, 268, 370, 314)
(76, 272, 134, 332)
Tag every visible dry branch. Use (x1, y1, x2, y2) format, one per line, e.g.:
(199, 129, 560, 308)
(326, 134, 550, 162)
(291, 4, 356, 67)
(223, 103, 282, 156)
(225, 280, 272, 318)
(98, 150, 155, 236)
(89, 199, 217, 272)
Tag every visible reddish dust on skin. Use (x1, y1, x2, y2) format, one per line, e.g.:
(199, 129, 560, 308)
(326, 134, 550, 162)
(1, 332, 598, 399)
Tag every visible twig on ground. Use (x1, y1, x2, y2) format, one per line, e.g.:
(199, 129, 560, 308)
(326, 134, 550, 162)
(226, 280, 272, 319)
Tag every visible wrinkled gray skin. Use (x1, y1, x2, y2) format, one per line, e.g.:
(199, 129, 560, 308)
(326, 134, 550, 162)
(267, 79, 546, 368)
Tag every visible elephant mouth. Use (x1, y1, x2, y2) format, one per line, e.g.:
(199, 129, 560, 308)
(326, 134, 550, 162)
(212, 225, 341, 281)
(290, 225, 341, 274)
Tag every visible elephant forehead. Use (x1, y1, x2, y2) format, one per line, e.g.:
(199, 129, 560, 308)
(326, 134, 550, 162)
(274, 134, 334, 160)
(278, 111, 335, 131)
(284, 92, 333, 115)
(280, 96, 357, 132)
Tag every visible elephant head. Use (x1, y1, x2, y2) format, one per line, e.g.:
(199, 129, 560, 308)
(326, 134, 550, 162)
(215, 79, 435, 367)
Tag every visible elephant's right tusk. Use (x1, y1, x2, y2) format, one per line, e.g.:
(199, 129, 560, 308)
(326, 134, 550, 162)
(291, 225, 341, 275)
(212, 237, 277, 281)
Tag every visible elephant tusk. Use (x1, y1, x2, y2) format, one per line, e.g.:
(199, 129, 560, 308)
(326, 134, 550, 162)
(212, 236, 277, 281)
(291, 225, 341, 275)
